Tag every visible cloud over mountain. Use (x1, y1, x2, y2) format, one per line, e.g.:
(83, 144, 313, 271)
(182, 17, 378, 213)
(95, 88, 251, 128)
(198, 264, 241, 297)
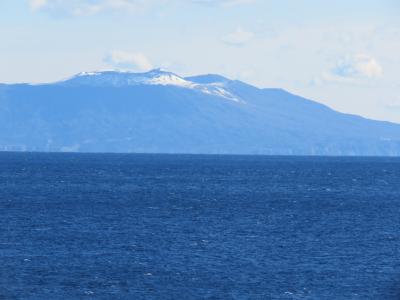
(221, 27, 254, 46)
(104, 50, 153, 71)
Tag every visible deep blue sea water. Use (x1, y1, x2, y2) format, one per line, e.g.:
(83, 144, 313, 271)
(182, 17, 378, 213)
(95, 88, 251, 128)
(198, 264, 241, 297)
(1, 153, 400, 300)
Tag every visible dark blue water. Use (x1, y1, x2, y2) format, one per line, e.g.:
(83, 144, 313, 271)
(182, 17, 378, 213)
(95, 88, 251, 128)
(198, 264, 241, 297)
(1, 153, 400, 299)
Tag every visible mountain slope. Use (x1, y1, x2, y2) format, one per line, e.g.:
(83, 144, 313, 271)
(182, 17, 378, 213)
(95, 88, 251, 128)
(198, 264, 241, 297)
(0, 69, 399, 155)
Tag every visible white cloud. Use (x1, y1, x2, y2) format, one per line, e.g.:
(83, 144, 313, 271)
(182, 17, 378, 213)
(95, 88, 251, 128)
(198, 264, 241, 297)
(317, 54, 383, 84)
(193, 0, 255, 7)
(221, 0, 255, 7)
(28, 0, 161, 16)
(104, 50, 153, 71)
(333, 54, 383, 78)
(28, 0, 255, 15)
(221, 27, 254, 46)
(29, 0, 48, 10)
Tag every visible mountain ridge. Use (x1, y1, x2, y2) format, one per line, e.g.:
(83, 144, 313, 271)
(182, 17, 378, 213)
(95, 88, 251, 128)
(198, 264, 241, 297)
(0, 69, 399, 155)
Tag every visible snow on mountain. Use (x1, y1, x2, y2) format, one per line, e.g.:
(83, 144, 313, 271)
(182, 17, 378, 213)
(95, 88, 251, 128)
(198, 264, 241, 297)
(60, 69, 241, 102)
(1, 68, 400, 155)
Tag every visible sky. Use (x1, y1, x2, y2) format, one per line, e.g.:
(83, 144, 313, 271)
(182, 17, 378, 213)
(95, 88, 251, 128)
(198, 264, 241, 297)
(1, 0, 399, 123)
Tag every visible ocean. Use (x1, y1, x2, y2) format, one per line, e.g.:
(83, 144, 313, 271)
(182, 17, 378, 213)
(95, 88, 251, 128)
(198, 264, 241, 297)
(1, 153, 399, 299)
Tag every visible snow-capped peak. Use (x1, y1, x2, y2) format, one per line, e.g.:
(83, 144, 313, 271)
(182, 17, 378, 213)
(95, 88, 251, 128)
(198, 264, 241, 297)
(143, 69, 195, 87)
(60, 69, 241, 102)
(64, 69, 193, 87)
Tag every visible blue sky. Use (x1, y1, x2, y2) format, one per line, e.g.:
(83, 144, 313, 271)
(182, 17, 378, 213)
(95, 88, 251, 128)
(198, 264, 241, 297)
(1, 0, 399, 122)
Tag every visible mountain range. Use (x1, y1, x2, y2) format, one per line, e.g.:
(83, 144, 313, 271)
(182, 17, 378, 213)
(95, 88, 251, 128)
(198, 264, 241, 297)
(0, 69, 399, 155)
